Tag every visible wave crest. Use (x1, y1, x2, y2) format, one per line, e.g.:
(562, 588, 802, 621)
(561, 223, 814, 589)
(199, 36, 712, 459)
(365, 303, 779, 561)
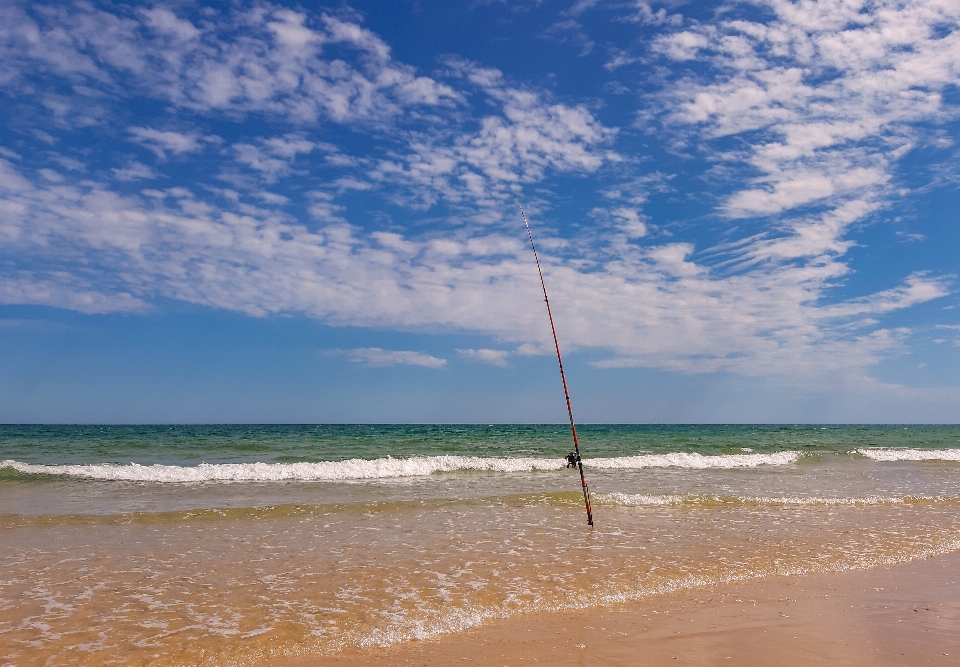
(0, 456, 563, 482)
(588, 451, 801, 469)
(856, 448, 960, 462)
(0, 451, 801, 483)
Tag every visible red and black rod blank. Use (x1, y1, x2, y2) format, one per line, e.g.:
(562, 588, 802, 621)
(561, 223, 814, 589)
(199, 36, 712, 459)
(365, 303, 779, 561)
(515, 196, 594, 527)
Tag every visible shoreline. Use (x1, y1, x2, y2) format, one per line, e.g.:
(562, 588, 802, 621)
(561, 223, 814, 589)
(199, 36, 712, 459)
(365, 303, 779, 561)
(282, 551, 960, 667)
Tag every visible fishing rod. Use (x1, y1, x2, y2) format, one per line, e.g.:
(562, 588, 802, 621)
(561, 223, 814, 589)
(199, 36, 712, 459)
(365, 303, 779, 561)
(515, 195, 594, 527)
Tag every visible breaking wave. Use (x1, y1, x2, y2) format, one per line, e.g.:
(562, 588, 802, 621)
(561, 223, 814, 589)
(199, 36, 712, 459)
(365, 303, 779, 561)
(587, 451, 801, 469)
(0, 451, 801, 483)
(856, 448, 960, 462)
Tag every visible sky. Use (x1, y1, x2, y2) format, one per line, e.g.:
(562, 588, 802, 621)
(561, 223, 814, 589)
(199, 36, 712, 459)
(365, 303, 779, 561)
(1, 0, 959, 424)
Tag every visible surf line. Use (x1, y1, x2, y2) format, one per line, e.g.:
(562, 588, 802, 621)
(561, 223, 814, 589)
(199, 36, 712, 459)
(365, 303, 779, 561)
(515, 195, 594, 527)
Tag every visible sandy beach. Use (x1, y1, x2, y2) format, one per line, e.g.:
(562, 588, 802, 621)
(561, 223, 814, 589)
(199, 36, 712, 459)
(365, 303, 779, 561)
(306, 551, 960, 667)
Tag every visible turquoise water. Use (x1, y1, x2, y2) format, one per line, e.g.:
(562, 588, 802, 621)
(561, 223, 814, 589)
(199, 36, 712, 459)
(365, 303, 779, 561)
(3, 423, 959, 515)
(2, 423, 959, 465)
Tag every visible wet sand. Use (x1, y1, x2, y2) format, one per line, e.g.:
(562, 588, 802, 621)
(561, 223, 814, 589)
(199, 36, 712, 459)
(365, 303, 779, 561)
(295, 551, 960, 667)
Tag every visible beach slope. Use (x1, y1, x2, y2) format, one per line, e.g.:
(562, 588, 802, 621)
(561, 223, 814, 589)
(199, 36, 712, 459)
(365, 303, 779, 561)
(303, 551, 960, 667)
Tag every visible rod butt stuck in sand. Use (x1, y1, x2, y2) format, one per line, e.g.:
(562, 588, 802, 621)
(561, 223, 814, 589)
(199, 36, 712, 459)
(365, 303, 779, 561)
(515, 196, 594, 527)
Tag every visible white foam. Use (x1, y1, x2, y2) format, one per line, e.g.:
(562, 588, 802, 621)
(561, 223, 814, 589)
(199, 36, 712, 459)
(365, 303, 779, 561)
(595, 493, 687, 506)
(0, 456, 565, 482)
(855, 448, 960, 462)
(595, 492, 948, 507)
(0, 450, 803, 483)
(587, 451, 802, 469)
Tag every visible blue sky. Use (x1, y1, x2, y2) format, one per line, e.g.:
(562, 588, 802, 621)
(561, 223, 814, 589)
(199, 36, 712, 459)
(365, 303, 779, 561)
(1, 0, 959, 423)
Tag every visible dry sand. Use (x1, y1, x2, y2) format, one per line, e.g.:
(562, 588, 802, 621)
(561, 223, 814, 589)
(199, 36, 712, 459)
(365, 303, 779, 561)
(277, 550, 960, 667)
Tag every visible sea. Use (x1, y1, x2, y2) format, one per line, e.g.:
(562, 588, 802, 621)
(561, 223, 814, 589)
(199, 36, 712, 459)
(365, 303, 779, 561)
(2, 424, 960, 666)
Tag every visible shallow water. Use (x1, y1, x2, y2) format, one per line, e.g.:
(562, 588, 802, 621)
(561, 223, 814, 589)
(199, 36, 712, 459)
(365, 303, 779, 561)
(2, 425, 959, 666)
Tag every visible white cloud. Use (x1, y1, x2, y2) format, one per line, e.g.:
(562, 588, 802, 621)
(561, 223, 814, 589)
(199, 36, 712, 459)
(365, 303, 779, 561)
(306, 191, 347, 223)
(1, 4, 461, 125)
(819, 273, 951, 320)
(659, 0, 960, 238)
(0, 271, 146, 314)
(371, 60, 618, 215)
(38, 168, 63, 182)
(50, 155, 85, 171)
(129, 127, 203, 159)
(333, 177, 374, 193)
(4, 4, 615, 218)
(614, 0, 960, 375)
(254, 191, 289, 205)
(260, 135, 315, 159)
(604, 49, 641, 71)
(338, 348, 447, 368)
(654, 30, 709, 61)
(625, 2, 683, 27)
(566, 0, 600, 18)
(722, 163, 889, 218)
(544, 16, 595, 58)
(233, 135, 315, 181)
(611, 207, 647, 238)
(457, 348, 510, 367)
(233, 145, 293, 181)
(0, 156, 947, 380)
(112, 161, 158, 181)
